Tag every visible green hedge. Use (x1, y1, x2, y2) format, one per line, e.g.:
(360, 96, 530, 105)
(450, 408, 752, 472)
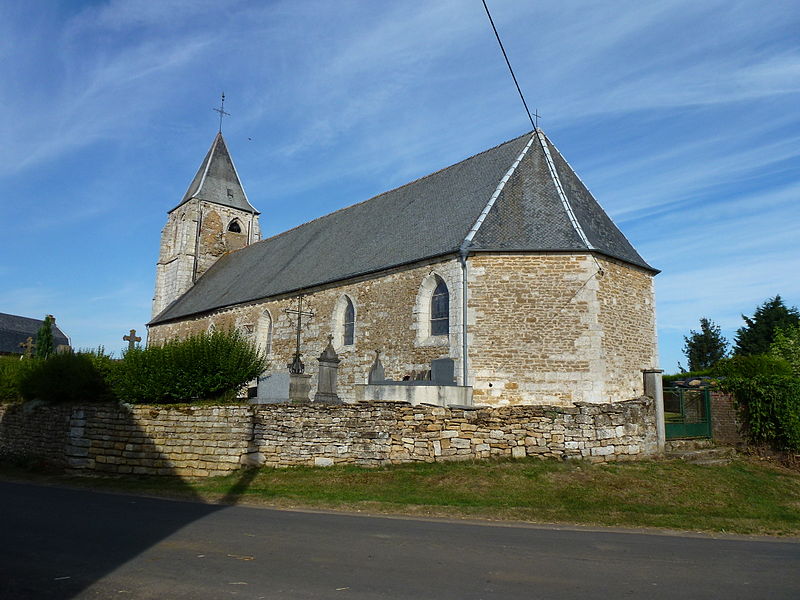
(112, 329, 266, 404)
(723, 376, 800, 451)
(0, 356, 36, 402)
(18, 352, 115, 404)
(712, 355, 793, 379)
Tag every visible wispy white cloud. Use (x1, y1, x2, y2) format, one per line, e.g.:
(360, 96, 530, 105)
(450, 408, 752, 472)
(0, 0, 797, 371)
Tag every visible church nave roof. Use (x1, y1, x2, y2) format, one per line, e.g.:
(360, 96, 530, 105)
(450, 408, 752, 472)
(150, 130, 654, 325)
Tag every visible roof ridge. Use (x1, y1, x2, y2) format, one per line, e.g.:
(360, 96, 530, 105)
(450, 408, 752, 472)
(461, 134, 536, 250)
(536, 130, 593, 250)
(192, 132, 219, 201)
(252, 131, 534, 247)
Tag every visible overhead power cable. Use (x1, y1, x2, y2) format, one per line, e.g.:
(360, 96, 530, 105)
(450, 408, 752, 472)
(481, 0, 537, 132)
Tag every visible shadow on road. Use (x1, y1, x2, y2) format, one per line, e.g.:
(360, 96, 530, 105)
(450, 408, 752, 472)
(0, 402, 260, 599)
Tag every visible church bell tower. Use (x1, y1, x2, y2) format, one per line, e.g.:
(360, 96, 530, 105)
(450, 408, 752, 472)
(152, 132, 260, 318)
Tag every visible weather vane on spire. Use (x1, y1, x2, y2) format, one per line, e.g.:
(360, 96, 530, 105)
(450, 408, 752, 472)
(213, 92, 230, 133)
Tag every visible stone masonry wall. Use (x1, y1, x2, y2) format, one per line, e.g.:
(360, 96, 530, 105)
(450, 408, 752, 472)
(595, 257, 658, 403)
(149, 257, 465, 404)
(251, 397, 657, 467)
(710, 391, 744, 446)
(153, 198, 261, 317)
(0, 398, 657, 476)
(0, 403, 73, 466)
(467, 254, 656, 406)
(150, 252, 657, 407)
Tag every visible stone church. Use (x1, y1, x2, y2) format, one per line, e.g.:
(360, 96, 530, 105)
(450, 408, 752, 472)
(148, 130, 658, 406)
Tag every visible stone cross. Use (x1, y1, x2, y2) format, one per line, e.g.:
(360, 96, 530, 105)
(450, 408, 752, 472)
(19, 336, 35, 358)
(284, 296, 314, 374)
(123, 329, 142, 351)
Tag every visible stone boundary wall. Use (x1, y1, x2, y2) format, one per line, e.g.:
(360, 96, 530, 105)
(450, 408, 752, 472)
(710, 391, 744, 446)
(0, 398, 657, 476)
(0, 403, 73, 466)
(251, 398, 657, 467)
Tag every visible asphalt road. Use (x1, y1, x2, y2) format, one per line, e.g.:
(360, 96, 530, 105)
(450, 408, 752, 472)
(1, 481, 798, 599)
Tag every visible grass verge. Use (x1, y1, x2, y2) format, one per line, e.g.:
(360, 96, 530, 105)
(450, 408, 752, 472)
(2, 456, 799, 536)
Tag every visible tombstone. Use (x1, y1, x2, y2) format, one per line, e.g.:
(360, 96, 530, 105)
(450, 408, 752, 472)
(368, 350, 385, 384)
(254, 371, 290, 404)
(314, 336, 342, 404)
(431, 358, 455, 385)
(289, 372, 312, 404)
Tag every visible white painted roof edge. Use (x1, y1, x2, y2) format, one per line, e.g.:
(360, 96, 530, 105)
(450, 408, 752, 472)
(548, 132, 631, 249)
(223, 135, 256, 211)
(461, 134, 536, 249)
(189, 134, 217, 201)
(536, 130, 593, 250)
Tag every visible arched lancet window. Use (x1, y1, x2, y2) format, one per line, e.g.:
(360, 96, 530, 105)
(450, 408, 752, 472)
(332, 295, 356, 348)
(343, 297, 355, 346)
(430, 276, 449, 336)
(256, 310, 273, 356)
(228, 219, 242, 233)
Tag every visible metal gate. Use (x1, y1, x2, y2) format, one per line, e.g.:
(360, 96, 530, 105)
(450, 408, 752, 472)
(663, 387, 712, 439)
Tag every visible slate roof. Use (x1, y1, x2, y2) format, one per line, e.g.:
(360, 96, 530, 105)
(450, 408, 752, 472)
(172, 132, 258, 214)
(151, 130, 655, 325)
(0, 313, 70, 355)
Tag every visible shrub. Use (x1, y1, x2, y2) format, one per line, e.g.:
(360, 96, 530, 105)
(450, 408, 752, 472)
(770, 323, 800, 377)
(112, 329, 266, 404)
(34, 315, 55, 359)
(723, 376, 800, 451)
(18, 352, 116, 404)
(712, 354, 793, 379)
(80, 346, 118, 383)
(0, 356, 37, 402)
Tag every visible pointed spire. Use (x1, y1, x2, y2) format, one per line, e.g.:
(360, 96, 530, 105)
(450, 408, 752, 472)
(170, 132, 258, 214)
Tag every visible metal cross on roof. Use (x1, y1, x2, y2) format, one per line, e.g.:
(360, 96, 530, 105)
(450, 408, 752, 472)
(123, 329, 142, 351)
(213, 92, 230, 133)
(284, 296, 314, 374)
(533, 109, 541, 129)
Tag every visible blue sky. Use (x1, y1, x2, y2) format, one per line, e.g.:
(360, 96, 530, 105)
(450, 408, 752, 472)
(1, 0, 798, 373)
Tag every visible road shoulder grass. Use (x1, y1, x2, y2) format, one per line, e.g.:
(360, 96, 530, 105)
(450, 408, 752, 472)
(2, 456, 799, 536)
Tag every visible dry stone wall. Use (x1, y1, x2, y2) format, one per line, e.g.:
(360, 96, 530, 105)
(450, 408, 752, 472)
(251, 398, 656, 467)
(0, 403, 73, 466)
(0, 398, 657, 476)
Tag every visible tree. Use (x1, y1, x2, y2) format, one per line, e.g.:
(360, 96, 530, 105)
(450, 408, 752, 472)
(34, 314, 55, 359)
(771, 323, 800, 376)
(734, 296, 800, 356)
(683, 318, 728, 371)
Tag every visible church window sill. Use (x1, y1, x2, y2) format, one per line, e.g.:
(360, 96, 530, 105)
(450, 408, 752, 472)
(416, 335, 449, 348)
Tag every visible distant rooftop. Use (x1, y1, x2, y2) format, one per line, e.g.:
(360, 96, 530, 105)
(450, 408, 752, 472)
(0, 313, 70, 354)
